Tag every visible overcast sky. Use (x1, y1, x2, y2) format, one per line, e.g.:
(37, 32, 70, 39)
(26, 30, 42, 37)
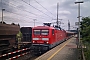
(0, 0, 90, 30)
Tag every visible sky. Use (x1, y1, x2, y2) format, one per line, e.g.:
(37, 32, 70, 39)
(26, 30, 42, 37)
(0, 0, 90, 30)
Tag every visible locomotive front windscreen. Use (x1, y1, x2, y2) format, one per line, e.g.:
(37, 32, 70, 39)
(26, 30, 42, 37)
(34, 30, 40, 35)
(41, 30, 49, 35)
(34, 30, 49, 35)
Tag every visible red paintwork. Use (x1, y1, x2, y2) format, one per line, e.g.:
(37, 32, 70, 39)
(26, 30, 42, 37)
(66, 31, 75, 39)
(32, 26, 67, 45)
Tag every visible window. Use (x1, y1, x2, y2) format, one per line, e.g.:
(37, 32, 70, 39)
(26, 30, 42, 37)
(34, 30, 40, 35)
(33, 29, 49, 35)
(41, 30, 49, 35)
(52, 29, 54, 35)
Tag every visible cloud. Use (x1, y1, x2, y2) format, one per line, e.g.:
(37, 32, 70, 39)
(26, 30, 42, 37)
(0, 0, 90, 30)
(59, 10, 71, 15)
(0, 0, 16, 12)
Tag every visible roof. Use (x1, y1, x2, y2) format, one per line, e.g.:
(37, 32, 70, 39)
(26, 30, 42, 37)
(33, 26, 55, 29)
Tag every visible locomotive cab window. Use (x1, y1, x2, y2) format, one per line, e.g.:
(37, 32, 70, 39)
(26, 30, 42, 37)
(34, 30, 40, 35)
(41, 30, 49, 35)
(52, 29, 54, 35)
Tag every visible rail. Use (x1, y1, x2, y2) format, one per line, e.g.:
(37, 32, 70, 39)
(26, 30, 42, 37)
(0, 48, 30, 60)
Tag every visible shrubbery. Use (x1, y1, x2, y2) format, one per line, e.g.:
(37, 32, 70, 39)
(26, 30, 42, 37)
(80, 16, 90, 60)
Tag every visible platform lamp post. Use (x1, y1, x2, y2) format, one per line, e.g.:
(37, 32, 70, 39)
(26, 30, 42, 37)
(75, 1, 84, 48)
(1, 0, 5, 24)
(2, 9, 5, 24)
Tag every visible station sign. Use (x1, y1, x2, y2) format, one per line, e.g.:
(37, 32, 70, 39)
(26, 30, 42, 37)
(75, 22, 79, 26)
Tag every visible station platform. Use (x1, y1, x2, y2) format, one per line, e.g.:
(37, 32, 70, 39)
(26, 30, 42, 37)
(35, 36, 78, 60)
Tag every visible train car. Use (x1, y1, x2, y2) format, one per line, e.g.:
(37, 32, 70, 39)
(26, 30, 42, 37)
(32, 24, 67, 53)
(66, 30, 76, 39)
(20, 27, 32, 48)
(0, 23, 20, 55)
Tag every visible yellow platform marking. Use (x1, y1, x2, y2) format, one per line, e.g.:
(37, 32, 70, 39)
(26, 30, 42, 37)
(47, 39, 72, 60)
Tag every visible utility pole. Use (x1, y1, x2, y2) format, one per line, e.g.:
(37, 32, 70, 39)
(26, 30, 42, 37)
(57, 3, 59, 26)
(1, 0, 5, 24)
(33, 19, 37, 27)
(68, 20, 70, 31)
(75, 1, 84, 48)
(29, 0, 30, 5)
(2, 9, 5, 24)
(52, 3, 63, 27)
(52, 19, 62, 26)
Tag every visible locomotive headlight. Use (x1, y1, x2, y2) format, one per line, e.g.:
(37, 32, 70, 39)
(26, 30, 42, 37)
(33, 41, 35, 43)
(46, 42, 49, 44)
(33, 38, 39, 40)
(42, 38, 49, 40)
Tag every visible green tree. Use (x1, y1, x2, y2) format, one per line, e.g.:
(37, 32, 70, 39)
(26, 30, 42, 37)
(80, 16, 90, 60)
(80, 17, 90, 43)
(16, 31, 22, 49)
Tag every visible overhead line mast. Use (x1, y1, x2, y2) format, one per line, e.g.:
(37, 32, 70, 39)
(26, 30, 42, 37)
(68, 20, 70, 30)
(57, 3, 59, 26)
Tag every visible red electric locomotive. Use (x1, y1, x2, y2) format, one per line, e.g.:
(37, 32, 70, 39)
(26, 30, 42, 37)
(32, 23, 67, 52)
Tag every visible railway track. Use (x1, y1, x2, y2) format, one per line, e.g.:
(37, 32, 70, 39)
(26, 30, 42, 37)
(0, 48, 32, 60)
